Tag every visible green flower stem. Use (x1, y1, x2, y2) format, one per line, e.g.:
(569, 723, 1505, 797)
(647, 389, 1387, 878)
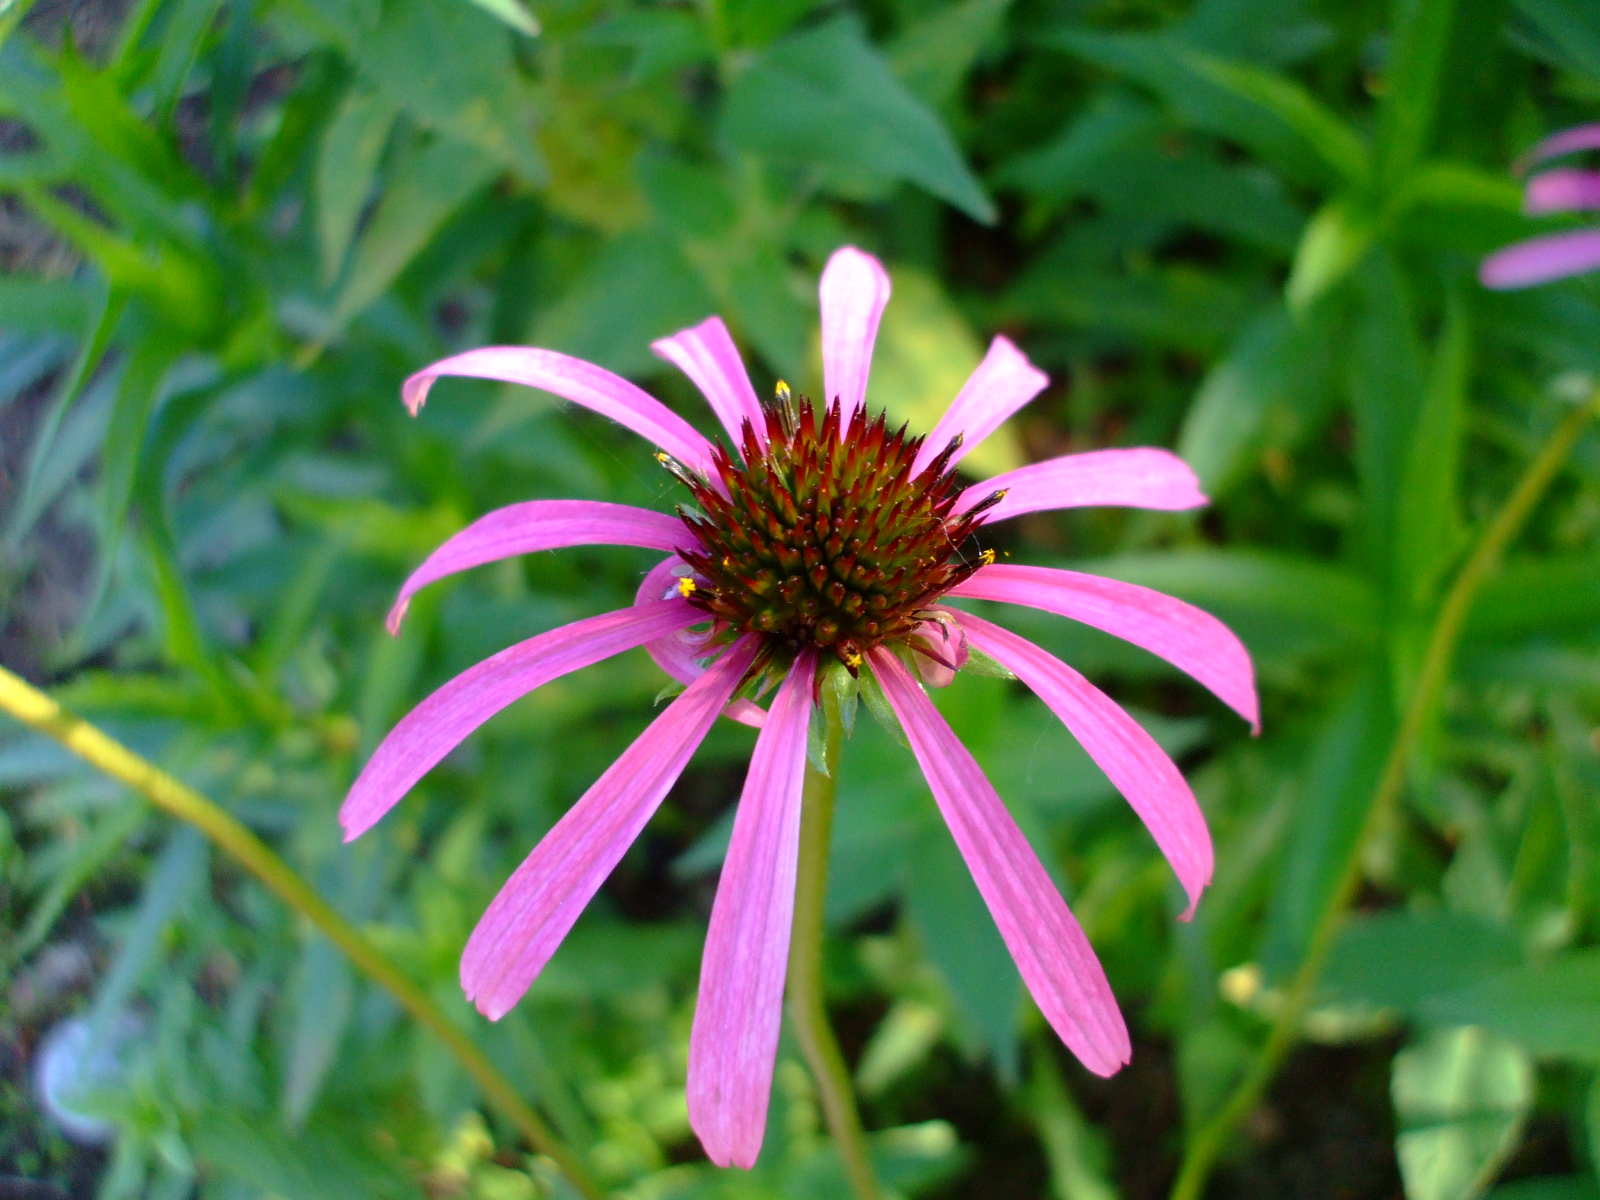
(1170, 388, 1600, 1200)
(788, 688, 883, 1200)
(0, 665, 609, 1200)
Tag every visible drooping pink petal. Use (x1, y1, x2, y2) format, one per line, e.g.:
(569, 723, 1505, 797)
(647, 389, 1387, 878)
(636, 556, 766, 728)
(652, 316, 767, 453)
(1524, 168, 1600, 215)
(688, 650, 816, 1169)
(401, 346, 715, 474)
(868, 649, 1130, 1075)
(1480, 230, 1600, 289)
(341, 601, 699, 841)
(955, 448, 1208, 525)
(819, 246, 891, 435)
(1518, 123, 1600, 173)
(954, 611, 1212, 918)
(388, 501, 687, 634)
(461, 638, 760, 1019)
(912, 336, 1048, 475)
(910, 617, 968, 688)
(948, 564, 1259, 732)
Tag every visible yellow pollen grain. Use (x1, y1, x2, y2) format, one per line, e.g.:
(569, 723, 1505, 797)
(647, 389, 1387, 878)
(676, 577, 697, 598)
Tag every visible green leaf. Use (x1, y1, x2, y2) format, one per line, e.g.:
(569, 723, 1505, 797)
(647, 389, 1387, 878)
(1178, 302, 1339, 495)
(721, 16, 996, 223)
(1392, 1027, 1533, 1200)
(1176, 47, 1370, 186)
(903, 827, 1022, 1078)
(1467, 556, 1600, 643)
(1510, 0, 1600, 82)
(887, 0, 1012, 111)
(1047, 30, 1364, 188)
(463, 0, 539, 37)
(329, 134, 498, 333)
(299, 0, 545, 182)
(100, 334, 178, 556)
(1323, 910, 1523, 1016)
(145, 0, 224, 118)
(316, 84, 398, 285)
(1393, 291, 1469, 611)
(1287, 197, 1376, 313)
(1421, 950, 1600, 1061)
(1375, 0, 1459, 182)
(283, 934, 354, 1128)
(1259, 667, 1394, 977)
(0, 277, 95, 333)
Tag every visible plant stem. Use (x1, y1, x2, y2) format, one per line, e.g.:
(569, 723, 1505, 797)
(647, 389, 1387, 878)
(787, 690, 882, 1200)
(0, 666, 609, 1200)
(1170, 390, 1600, 1200)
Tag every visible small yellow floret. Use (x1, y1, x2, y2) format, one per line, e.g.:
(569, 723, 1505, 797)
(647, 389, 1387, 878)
(979, 548, 996, 566)
(775, 380, 791, 402)
(655, 451, 671, 465)
(843, 650, 863, 670)
(676, 576, 697, 598)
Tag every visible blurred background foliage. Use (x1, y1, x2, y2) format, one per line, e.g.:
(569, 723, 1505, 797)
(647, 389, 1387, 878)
(2, 0, 1600, 1197)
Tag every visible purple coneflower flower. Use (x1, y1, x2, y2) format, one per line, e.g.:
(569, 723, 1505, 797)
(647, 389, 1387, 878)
(342, 247, 1258, 1168)
(1481, 124, 1600, 289)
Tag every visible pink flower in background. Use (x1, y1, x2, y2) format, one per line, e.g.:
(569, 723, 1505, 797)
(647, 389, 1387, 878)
(341, 247, 1258, 1169)
(1481, 124, 1600, 289)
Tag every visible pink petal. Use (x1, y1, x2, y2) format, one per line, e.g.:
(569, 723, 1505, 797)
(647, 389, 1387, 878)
(954, 612, 1212, 918)
(636, 556, 766, 729)
(955, 448, 1208, 525)
(401, 346, 715, 474)
(1524, 168, 1600, 214)
(912, 336, 1049, 475)
(1518, 124, 1600, 173)
(461, 638, 761, 1019)
(652, 317, 767, 453)
(819, 247, 891, 436)
(948, 564, 1260, 732)
(868, 648, 1130, 1075)
(341, 601, 699, 841)
(688, 650, 817, 1169)
(388, 501, 688, 633)
(1480, 230, 1600, 289)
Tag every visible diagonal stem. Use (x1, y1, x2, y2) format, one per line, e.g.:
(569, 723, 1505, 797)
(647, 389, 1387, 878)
(0, 665, 610, 1200)
(787, 688, 883, 1200)
(1170, 389, 1600, 1200)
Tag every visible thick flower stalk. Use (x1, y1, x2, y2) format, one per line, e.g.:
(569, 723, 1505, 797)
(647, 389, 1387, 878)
(1481, 123, 1600, 288)
(343, 247, 1259, 1170)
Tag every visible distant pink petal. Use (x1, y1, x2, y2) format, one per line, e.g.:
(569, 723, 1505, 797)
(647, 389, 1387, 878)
(342, 601, 700, 841)
(819, 247, 891, 435)
(869, 649, 1130, 1075)
(910, 617, 968, 688)
(652, 316, 767, 453)
(948, 564, 1259, 732)
(956, 448, 1208, 525)
(388, 501, 687, 633)
(636, 556, 766, 729)
(1518, 124, 1600, 173)
(688, 651, 816, 1169)
(1480, 230, 1600, 289)
(912, 336, 1048, 475)
(401, 346, 714, 474)
(1524, 168, 1600, 214)
(954, 612, 1212, 919)
(462, 638, 760, 1019)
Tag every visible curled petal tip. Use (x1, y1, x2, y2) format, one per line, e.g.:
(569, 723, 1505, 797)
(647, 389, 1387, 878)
(385, 598, 409, 636)
(402, 375, 431, 416)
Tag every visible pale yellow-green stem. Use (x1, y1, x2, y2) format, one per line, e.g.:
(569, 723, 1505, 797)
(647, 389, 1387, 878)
(1170, 389, 1600, 1200)
(787, 688, 883, 1200)
(0, 666, 609, 1200)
